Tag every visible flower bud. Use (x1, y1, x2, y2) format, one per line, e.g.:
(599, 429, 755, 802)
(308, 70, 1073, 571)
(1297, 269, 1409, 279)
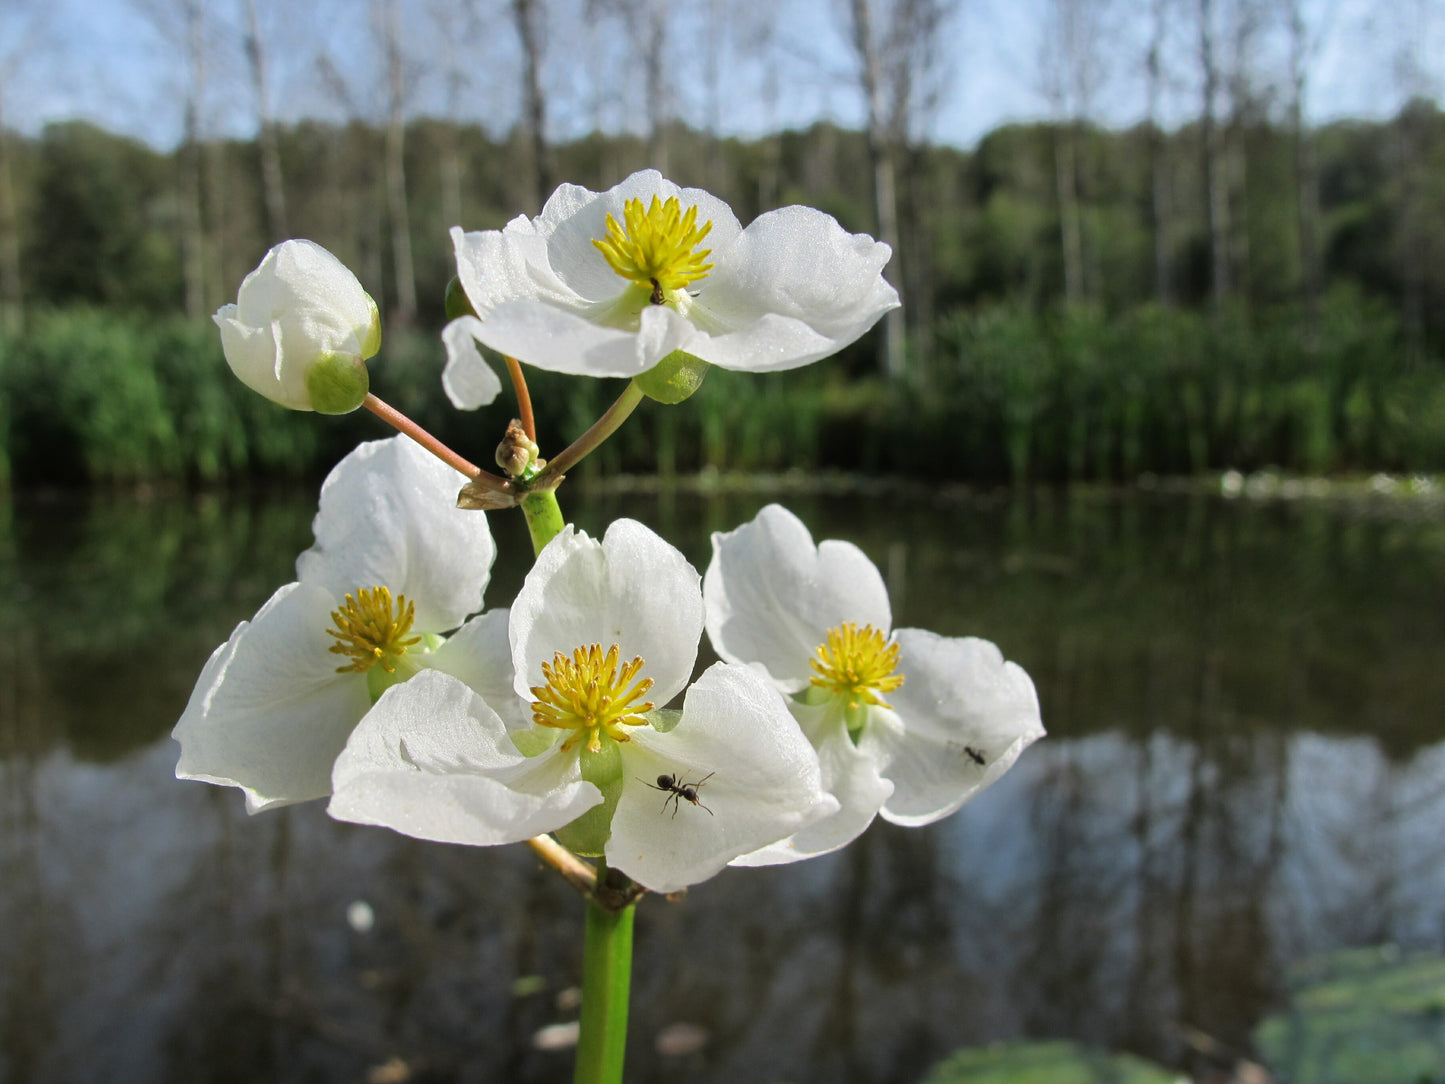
(214, 240, 381, 412)
(495, 418, 542, 479)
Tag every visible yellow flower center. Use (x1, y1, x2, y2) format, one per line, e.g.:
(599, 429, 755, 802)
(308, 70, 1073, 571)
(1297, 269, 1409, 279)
(531, 643, 656, 753)
(809, 622, 905, 711)
(592, 195, 714, 304)
(326, 586, 422, 674)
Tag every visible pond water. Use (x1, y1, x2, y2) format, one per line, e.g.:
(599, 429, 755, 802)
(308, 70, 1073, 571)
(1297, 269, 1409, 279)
(2, 483, 1443, 1084)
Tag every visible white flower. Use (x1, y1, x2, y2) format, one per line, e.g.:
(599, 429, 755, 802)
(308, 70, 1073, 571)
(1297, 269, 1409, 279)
(173, 437, 507, 812)
(703, 504, 1044, 865)
(327, 519, 838, 893)
(441, 169, 899, 403)
(214, 239, 381, 414)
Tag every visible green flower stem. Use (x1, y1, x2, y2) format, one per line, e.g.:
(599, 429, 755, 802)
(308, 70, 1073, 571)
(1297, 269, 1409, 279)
(520, 489, 567, 556)
(574, 894, 635, 1084)
(535, 380, 646, 486)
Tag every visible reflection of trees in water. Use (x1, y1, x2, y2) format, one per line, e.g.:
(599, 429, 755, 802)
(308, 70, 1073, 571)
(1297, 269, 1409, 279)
(10, 492, 313, 760)
(5, 488, 1445, 1080)
(148, 792, 592, 1083)
(0, 625, 62, 1084)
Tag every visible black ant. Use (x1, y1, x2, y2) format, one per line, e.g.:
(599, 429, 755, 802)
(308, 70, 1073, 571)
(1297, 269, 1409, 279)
(649, 277, 665, 305)
(962, 745, 987, 766)
(640, 770, 715, 818)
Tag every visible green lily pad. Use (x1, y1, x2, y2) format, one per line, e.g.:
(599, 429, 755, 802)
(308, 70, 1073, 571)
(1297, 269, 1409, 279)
(1254, 945, 1445, 1084)
(919, 1040, 1182, 1084)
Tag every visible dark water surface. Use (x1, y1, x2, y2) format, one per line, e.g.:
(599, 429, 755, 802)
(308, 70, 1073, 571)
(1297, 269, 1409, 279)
(2, 484, 1443, 1084)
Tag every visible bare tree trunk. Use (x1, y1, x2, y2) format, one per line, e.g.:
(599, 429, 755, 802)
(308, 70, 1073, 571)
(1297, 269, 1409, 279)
(643, 0, 668, 174)
(1285, 0, 1319, 330)
(514, 0, 554, 211)
(180, 0, 207, 319)
(1198, 0, 1230, 309)
(1225, 0, 1258, 308)
(243, 0, 288, 242)
(379, 0, 416, 324)
(850, 0, 905, 379)
(1054, 123, 1086, 305)
(0, 84, 22, 332)
(1147, 0, 1172, 304)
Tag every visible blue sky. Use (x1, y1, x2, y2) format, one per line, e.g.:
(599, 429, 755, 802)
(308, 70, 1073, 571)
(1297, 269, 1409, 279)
(8, 0, 1442, 151)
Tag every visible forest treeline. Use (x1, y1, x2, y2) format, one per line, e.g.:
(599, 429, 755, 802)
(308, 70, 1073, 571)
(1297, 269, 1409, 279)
(2, 105, 1444, 486)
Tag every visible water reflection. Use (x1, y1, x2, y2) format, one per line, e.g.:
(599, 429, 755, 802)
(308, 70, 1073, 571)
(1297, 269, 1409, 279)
(1, 486, 1442, 1082)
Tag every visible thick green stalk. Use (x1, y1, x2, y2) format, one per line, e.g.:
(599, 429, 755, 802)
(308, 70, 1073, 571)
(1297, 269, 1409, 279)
(520, 488, 566, 556)
(574, 897, 635, 1084)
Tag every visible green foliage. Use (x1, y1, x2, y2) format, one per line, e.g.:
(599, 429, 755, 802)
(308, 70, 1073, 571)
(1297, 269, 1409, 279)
(0, 309, 319, 485)
(904, 290, 1438, 481)
(2, 294, 1442, 486)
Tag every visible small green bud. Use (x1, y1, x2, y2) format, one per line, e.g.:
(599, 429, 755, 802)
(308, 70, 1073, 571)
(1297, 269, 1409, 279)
(554, 740, 624, 857)
(633, 349, 711, 404)
(445, 276, 479, 322)
(305, 352, 370, 415)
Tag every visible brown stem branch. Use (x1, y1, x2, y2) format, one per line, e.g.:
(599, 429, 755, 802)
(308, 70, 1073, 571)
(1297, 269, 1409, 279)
(504, 356, 536, 444)
(527, 835, 597, 899)
(363, 393, 507, 490)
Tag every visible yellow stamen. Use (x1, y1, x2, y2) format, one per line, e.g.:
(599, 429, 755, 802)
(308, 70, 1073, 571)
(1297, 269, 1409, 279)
(530, 643, 655, 754)
(326, 586, 422, 674)
(592, 195, 714, 302)
(809, 622, 905, 711)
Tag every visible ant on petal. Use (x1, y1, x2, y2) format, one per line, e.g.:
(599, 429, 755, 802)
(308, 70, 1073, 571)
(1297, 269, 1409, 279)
(640, 770, 715, 818)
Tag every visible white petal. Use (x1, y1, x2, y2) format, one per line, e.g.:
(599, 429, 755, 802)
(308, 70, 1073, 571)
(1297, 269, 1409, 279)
(604, 663, 837, 893)
(173, 581, 372, 812)
(296, 436, 495, 632)
(466, 297, 696, 378)
(214, 305, 310, 409)
(424, 608, 533, 733)
(329, 670, 601, 844)
(686, 205, 899, 372)
(451, 221, 590, 318)
(441, 317, 503, 410)
(704, 504, 891, 692)
(510, 521, 702, 706)
(870, 629, 1045, 826)
(731, 701, 894, 865)
(238, 239, 375, 344)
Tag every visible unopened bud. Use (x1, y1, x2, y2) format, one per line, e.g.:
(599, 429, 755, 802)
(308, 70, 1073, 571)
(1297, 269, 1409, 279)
(214, 240, 380, 413)
(495, 418, 542, 478)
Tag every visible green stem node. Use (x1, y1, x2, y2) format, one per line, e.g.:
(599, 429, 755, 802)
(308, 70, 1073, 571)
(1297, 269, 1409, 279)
(520, 488, 567, 556)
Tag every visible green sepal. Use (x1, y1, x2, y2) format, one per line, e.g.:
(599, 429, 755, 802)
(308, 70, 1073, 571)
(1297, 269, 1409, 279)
(305, 352, 370, 414)
(360, 292, 383, 359)
(645, 708, 683, 734)
(555, 740, 624, 857)
(445, 276, 479, 321)
(510, 727, 559, 757)
(364, 651, 423, 703)
(633, 349, 710, 404)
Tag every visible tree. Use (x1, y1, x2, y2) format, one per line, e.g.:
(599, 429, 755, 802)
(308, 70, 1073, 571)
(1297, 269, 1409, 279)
(513, 0, 556, 212)
(844, 0, 956, 378)
(241, 0, 289, 242)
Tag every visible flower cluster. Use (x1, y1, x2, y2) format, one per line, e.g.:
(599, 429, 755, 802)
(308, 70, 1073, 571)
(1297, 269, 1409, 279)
(181, 171, 1043, 894)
